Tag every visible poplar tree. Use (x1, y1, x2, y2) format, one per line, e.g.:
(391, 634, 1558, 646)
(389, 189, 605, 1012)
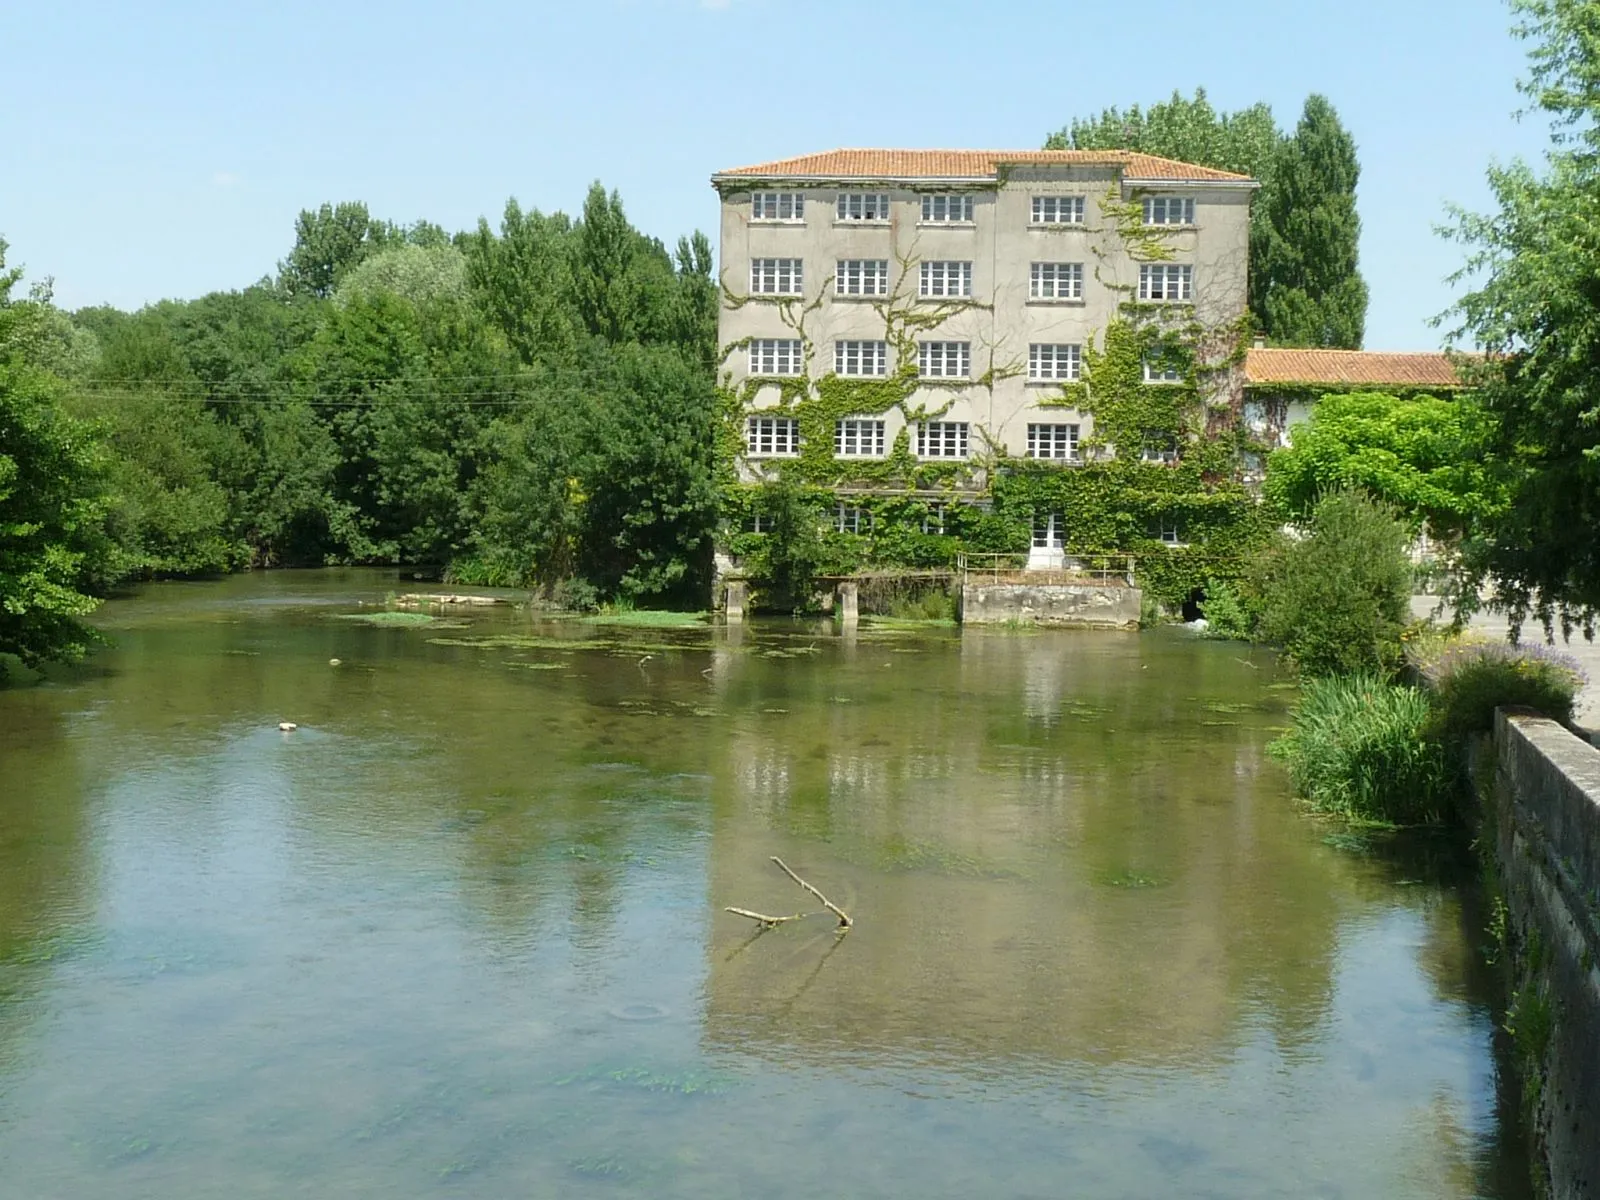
(1256, 95, 1368, 348)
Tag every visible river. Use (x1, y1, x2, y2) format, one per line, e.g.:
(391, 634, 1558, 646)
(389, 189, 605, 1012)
(0, 570, 1530, 1197)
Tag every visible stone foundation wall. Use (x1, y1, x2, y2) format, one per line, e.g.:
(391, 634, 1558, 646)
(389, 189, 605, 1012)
(959, 583, 1142, 629)
(1491, 710, 1600, 1197)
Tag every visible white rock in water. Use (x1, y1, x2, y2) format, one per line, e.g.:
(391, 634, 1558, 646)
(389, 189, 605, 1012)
(278, 722, 298, 732)
(329, 658, 341, 666)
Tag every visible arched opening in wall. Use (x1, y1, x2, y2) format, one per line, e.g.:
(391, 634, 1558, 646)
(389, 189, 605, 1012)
(1181, 588, 1206, 623)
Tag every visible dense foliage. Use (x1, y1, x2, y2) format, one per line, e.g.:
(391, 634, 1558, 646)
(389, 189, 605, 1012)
(15, 182, 720, 614)
(1269, 673, 1451, 825)
(1051, 89, 1367, 347)
(1264, 390, 1501, 538)
(0, 242, 108, 668)
(1444, 0, 1600, 635)
(1253, 489, 1413, 677)
(1414, 639, 1585, 742)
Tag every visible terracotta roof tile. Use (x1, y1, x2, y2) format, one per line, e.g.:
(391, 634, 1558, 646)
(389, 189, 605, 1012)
(713, 148, 1252, 184)
(1244, 348, 1468, 389)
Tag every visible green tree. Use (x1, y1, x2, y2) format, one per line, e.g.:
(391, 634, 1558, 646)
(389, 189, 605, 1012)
(1256, 96, 1369, 348)
(1444, 0, 1600, 635)
(1254, 489, 1412, 677)
(464, 199, 579, 366)
(0, 241, 109, 668)
(1264, 391, 1500, 538)
(278, 202, 401, 299)
(1050, 88, 1368, 347)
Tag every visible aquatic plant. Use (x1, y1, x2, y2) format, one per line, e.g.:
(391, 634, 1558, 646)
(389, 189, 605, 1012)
(1270, 672, 1451, 825)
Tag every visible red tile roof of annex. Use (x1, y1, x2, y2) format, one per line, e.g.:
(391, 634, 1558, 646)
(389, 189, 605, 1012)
(1244, 348, 1470, 388)
(713, 149, 1254, 183)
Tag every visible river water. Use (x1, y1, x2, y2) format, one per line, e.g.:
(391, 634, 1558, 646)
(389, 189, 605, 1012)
(0, 570, 1529, 1197)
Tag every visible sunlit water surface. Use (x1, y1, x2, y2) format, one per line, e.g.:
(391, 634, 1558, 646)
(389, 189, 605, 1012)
(0, 571, 1529, 1197)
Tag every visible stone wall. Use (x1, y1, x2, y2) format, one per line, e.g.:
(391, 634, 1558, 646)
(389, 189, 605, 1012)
(1490, 709, 1600, 1197)
(959, 583, 1142, 629)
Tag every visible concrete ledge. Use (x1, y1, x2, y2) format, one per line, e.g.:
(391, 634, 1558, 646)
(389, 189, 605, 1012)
(960, 583, 1142, 629)
(1493, 709, 1600, 1197)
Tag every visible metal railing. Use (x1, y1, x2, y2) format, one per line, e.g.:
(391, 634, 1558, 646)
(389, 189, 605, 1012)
(958, 552, 1137, 589)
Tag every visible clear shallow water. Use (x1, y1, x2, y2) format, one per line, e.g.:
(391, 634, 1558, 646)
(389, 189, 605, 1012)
(0, 570, 1529, 1198)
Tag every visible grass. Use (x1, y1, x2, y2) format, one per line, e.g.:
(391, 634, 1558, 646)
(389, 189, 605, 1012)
(1269, 672, 1451, 826)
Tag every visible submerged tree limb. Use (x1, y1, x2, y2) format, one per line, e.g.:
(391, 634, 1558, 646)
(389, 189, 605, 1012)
(770, 856, 853, 929)
(723, 907, 809, 928)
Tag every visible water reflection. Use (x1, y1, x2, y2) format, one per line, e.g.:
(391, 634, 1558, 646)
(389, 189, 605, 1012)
(0, 572, 1529, 1198)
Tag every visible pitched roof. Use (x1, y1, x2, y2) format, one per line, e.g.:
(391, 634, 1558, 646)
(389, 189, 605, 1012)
(1244, 348, 1469, 389)
(713, 148, 1253, 184)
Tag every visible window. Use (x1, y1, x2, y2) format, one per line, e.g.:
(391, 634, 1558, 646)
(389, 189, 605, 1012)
(921, 501, 948, 535)
(835, 418, 886, 458)
(744, 513, 774, 533)
(745, 416, 800, 457)
(916, 422, 969, 459)
(919, 260, 973, 298)
(836, 193, 891, 221)
(1156, 518, 1181, 545)
(835, 259, 889, 297)
(920, 194, 975, 223)
(1138, 263, 1192, 302)
(751, 192, 804, 222)
(1142, 196, 1195, 226)
(748, 338, 803, 377)
(1030, 262, 1083, 301)
(1142, 448, 1180, 465)
(918, 341, 971, 379)
(1027, 423, 1080, 460)
(834, 340, 888, 377)
(1032, 513, 1063, 549)
(1028, 343, 1081, 382)
(834, 502, 869, 534)
(750, 258, 804, 295)
(1142, 356, 1184, 383)
(1031, 195, 1086, 225)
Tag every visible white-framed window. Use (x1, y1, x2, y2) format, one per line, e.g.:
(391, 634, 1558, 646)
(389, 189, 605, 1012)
(918, 341, 971, 379)
(835, 418, 886, 458)
(835, 259, 889, 297)
(921, 501, 948, 535)
(750, 258, 804, 296)
(1156, 518, 1182, 545)
(834, 340, 888, 377)
(836, 193, 892, 222)
(1028, 343, 1081, 382)
(1138, 263, 1192, 303)
(1142, 441, 1180, 465)
(1032, 512, 1063, 549)
(916, 422, 969, 459)
(1142, 356, 1184, 383)
(1029, 262, 1083, 301)
(1027, 423, 1080, 460)
(834, 502, 869, 534)
(751, 192, 804, 222)
(744, 512, 774, 533)
(920, 193, 975, 223)
(919, 260, 973, 298)
(1031, 195, 1086, 225)
(748, 338, 803, 377)
(1143, 196, 1196, 226)
(745, 416, 800, 457)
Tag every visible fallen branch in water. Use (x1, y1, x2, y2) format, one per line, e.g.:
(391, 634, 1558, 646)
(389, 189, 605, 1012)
(723, 907, 809, 928)
(771, 856, 852, 929)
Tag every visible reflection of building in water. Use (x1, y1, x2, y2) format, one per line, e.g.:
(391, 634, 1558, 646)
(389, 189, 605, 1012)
(704, 634, 1350, 1072)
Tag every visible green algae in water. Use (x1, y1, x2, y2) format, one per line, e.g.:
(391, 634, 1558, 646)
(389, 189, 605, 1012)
(550, 1065, 733, 1097)
(1099, 869, 1167, 889)
(334, 611, 439, 627)
(580, 610, 708, 629)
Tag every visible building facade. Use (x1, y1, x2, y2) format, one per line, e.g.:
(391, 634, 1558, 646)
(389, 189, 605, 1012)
(712, 149, 1258, 486)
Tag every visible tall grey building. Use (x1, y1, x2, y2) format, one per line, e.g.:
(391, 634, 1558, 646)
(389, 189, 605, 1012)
(711, 149, 1256, 484)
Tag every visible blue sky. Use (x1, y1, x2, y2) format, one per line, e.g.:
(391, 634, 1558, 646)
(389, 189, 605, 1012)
(2, 0, 1546, 350)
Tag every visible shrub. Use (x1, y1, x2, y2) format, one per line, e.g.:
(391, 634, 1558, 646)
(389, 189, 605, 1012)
(1414, 640, 1585, 742)
(1270, 673, 1451, 825)
(1199, 579, 1253, 640)
(1254, 489, 1412, 677)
